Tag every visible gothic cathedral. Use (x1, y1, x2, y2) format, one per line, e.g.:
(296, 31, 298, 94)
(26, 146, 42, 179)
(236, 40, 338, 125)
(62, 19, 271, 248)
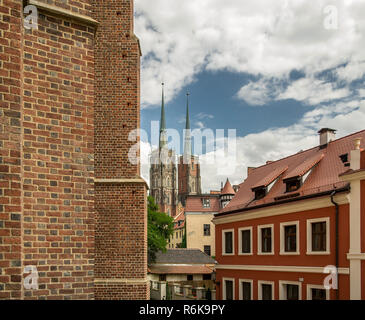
(150, 84, 202, 216)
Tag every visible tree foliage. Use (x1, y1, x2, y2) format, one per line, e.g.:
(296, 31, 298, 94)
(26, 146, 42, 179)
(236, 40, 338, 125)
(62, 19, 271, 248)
(148, 196, 174, 264)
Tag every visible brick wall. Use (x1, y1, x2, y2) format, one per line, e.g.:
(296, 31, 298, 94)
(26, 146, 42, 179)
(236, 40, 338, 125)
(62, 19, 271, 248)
(93, 0, 148, 299)
(0, 0, 23, 300)
(21, 6, 96, 299)
(1, 0, 147, 300)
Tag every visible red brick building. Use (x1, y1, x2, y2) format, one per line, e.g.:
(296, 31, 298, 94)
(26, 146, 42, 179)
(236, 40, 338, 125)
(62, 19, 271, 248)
(0, 0, 147, 299)
(214, 129, 365, 300)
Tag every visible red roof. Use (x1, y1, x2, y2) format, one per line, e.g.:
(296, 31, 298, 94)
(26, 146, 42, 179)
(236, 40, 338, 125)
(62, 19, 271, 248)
(174, 208, 185, 229)
(252, 165, 288, 190)
(149, 265, 213, 275)
(221, 179, 235, 195)
(284, 153, 324, 180)
(185, 195, 221, 212)
(219, 130, 365, 214)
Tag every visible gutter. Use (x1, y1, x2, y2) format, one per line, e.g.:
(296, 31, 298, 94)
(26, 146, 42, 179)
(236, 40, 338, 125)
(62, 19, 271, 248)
(215, 185, 350, 218)
(330, 190, 340, 300)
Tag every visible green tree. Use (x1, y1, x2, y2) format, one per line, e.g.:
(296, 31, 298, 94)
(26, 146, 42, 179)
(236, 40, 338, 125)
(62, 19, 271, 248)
(148, 196, 174, 264)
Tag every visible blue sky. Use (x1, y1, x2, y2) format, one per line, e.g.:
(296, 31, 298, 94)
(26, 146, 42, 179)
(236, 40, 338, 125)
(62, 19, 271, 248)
(141, 70, 314, 141)
(135, 0, 365, 191)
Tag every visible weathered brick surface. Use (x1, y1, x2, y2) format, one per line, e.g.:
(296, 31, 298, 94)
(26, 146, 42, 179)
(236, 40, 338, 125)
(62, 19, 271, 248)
(1, 0, 147, 300)
(93, 0, 148, 300)
(21, 9, 95, 299)
(0, 0, 23, 300)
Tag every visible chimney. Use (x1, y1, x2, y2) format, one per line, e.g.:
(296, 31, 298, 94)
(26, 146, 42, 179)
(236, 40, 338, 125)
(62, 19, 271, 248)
(350, 138, 362, 170)
(247, 167, 256, 177)
(318, 128, 336, 147)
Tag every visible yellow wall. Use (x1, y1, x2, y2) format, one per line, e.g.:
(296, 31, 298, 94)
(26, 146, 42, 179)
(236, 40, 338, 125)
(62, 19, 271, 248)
(168, 227, 185, 249)
(186, 213, 215, 256)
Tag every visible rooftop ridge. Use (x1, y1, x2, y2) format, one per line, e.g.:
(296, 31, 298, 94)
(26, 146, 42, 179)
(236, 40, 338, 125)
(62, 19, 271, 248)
(248, 129, 365, 172)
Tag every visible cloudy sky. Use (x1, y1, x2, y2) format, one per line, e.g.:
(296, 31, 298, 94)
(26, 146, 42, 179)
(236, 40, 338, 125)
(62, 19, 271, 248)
(135, 0, 365, 192)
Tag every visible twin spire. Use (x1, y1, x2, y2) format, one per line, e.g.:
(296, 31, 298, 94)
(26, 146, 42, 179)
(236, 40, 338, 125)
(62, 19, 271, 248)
(159, 83, 192, 158)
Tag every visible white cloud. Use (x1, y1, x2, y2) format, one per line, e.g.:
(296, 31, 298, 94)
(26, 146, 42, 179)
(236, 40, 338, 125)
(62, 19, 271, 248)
(135, 0, 365, 107)
(277, 78, 351, 105)
(135, 0, 365, 192)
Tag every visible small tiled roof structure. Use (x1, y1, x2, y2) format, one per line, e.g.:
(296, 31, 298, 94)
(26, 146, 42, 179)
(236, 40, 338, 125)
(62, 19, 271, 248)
(154, 249, 216, 265)
(221, 179, 235, 195)
(173, 207, 185, 230)
(185, 195, 221, 212)
(149, 265, 213, 275)
(217, 129, 365, 216)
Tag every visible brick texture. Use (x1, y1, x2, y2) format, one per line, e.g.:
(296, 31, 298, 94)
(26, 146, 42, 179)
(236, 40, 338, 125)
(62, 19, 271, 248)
(93, 0, 148, 300)
(0, 0, 147, 300)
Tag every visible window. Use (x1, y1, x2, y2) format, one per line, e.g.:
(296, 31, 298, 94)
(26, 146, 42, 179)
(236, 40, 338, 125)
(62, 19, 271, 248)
(279, 281, 302, 300)
(223, 278, 235, 300)
(258, 281, 274, 300)
(253, 187, 266, 200)
(285, 178, 301, 192)
(258, 224, 274, 254)
(239, 280, 253, 300)
(202, 198, 210, 208)
(239, 227, 252, 255)
(204, 245, 211, 256)
(312, 222, 326, 251)
(280, 221, 299, 255)
(187, 274, 193, 281)
(159, 274, 166, 281)
(204, 224, 211, 236)
(222, 230, 234, 255)
(203, 274, 211, 280)
(307, 218, 330, 254)
(307, 285, 329, 300)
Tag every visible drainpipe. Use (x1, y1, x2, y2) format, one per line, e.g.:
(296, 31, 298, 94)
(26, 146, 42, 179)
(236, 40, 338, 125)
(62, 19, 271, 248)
(330, 190, 339, 300)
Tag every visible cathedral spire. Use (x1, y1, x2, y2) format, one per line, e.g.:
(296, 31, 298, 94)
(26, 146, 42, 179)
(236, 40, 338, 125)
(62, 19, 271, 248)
(183, 92, 192, 161)
(159, 83, 167, 151)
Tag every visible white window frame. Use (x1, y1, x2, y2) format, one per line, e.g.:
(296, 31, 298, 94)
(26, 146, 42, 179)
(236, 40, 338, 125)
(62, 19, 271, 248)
(306, 284, 330, 300)
(257, 224, 274, 255)
(306, 217, 330, 255)
(222, 277, 235, 300)
(238, 227, 253, 255)
(279, 280, 302, 300)
(280, 221, 300, 255)
(238, 279, 253, 300)
(258, 280, 275, 300)
(222, 229, 235, 256)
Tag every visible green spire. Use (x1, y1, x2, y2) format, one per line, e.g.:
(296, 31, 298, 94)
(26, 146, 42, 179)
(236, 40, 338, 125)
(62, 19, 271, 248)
(184, 92, 192, 158)
(185, 92, 190, 130)
(159, 83, 167, 151)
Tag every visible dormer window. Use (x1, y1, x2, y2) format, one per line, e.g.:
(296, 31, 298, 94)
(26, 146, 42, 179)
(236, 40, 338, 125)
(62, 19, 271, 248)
(202, 198, 210, 208)
(253, 187, 267, 200)
(285, 178, 301, 193)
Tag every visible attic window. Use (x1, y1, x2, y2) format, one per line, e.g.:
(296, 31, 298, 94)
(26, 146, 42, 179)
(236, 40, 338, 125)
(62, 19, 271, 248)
(202, 198, 210, 208)
(285, 178, 301, 193)
(254, 187, 267, 200)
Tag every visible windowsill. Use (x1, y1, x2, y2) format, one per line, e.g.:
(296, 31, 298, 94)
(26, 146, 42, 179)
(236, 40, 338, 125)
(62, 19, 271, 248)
(222, 253, 234, 256)
(279, 251, 300, 255)
(257, 252, 274, 255)
(238, 252, 253, 256)
(306, 251, 330, 255)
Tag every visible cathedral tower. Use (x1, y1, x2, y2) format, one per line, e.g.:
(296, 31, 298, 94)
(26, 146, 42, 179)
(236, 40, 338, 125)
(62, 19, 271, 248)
(149, 84, 178, 216)
(178, 93, 202, 206)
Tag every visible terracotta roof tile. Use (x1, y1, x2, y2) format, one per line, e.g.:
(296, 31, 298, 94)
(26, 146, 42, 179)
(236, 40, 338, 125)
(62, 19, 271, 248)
(185, 195, 221, 212)
(221, 179, 235, 195)
(251, 165, 288, 190)
(149, 265, 213, 275)
(284, 153, 324, 180)
(220, 130, 365, 214)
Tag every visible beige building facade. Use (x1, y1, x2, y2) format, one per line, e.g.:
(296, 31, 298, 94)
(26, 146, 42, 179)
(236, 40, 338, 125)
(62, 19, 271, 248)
(186, 212, 216, 257)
